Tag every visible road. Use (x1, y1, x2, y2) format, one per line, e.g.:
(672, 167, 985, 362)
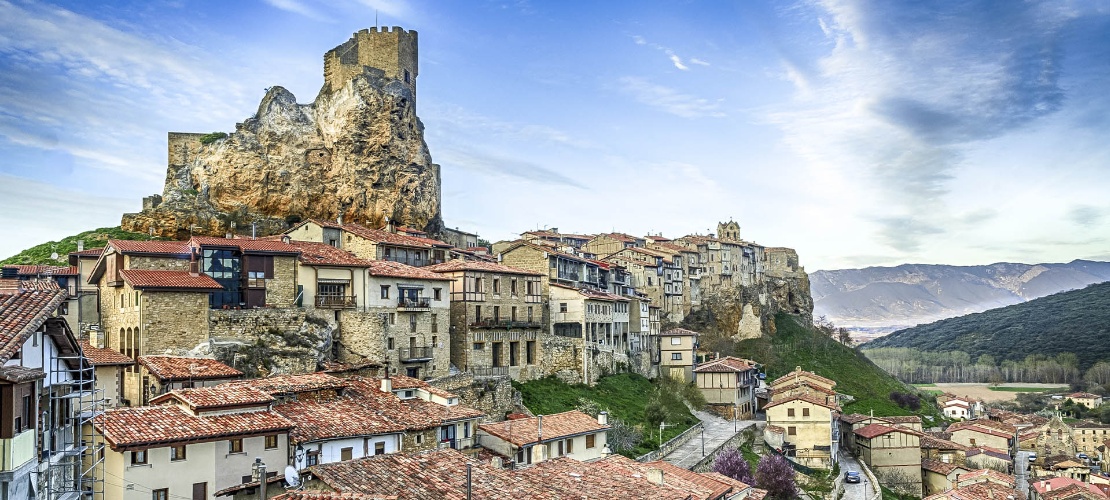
(837, 452, 872, 500)
(662, 410, 756, 469)
(1015, 450, 1031, 494)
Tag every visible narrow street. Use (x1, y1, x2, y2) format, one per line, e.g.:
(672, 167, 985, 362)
(1015, 450, 1031, 494)
(662, 410, 757, 469)
(837, 452, 873, 500)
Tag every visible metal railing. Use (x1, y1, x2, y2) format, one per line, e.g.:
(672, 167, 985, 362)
(398, 346, 434, 361)
(316, 295, 357, 308)
(470, 319, 542, 329)
(468, 366, 509, 377)
(398, 297, 432, 309)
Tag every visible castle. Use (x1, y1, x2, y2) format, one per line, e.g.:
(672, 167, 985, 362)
(323, 26, 418, 96)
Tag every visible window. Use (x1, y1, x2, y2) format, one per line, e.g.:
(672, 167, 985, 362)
(475, 305, 481, 319)
(527, 306, 534, 322)
(464, 421, 471, 438)
(493, 278, 500, 294)
(670, 337, 681, 345)
(473, 342, 484, 350)
(431, 315, 438, 333)
(409, 314, 417, 333)
(511, 279, 517, 296)
(381, 285, 390, 299)
(152, 489, 168, 500)
(557, 440, 564, 456)
(374, 442, 386, 455)
(247, 270, 266, 288)
(526, 281, 536, 295)
(493, 306, 500, 321)
(341, 447, 353, 461)
(132, 450, 148, 465)
(433, 288, 441, 300)
(526, 341, 536, 365)
(586, 434, 596, 449)
(511, 306, 517, 322)
(388, 313, 396, 325)
(432, 335, 438, 347)
(788, 426, 797, 436)
(171, 444, 187, 461)
(802, 408, 810, 417)
(671, 353, 682, 360)
(265, 435, 278, 449)
(19, 394, 32, 432)
(788, 408, 795, 417)
(565, 438, 574, 454)
(306, 451, 320, 466)
(388, 337, 395, 350)
(229, 438, 244, 454)
(559, 303, 568, 313)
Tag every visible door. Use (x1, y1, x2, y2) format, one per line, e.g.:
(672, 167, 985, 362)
(441, 424, 457, 449)
(192, 482, 207, 500)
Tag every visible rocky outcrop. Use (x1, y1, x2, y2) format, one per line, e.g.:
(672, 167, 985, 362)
(122, 35, 441, 238)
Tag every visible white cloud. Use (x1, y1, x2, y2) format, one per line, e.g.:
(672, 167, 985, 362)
(618, 76, 725, 118)
(630, 34, 707, 71)
(0, 175, 135, 259)
(263, 0, 333, 22)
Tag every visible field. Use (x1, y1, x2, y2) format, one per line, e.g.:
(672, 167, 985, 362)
(932, 383, 1068, 402)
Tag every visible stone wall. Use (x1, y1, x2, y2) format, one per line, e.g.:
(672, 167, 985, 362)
(691, 425, 756, 472)
(206, 308, 334, 377)
(336, 309, 386, 364)
(267, 255, 298, 306)
(127, 255, 189, 271)
(143, 292, 210, 354)
(428, 372, 520, 422)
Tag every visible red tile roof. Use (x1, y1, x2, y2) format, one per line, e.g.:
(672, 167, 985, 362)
(661, 327, 700, 337)
(0, 279, 60, 291)
(109, 239, 191, 255)
(520, 456, 694, 500)
(770, 367, 836, 388)
(275, 394, 412, 442)
(189, 236, 300, 254)
(1068, 392, 1102, 400)
(69, 247, 105, 258)
(694, 356, 758, 373)
(151, 385, 274, 411)
(2, 264, 78, 276)
(947, 420, 1016, 438)
(921, 459, 964, 475)
(762, 393, 840, 411)
(839, 413, 873, 425)
(276, 493, 397, 500)
(94, 404, 292, 451)
(290, 241, 373, 267)
(234, 372, 349, 395)
(920, 434, 969, 451)
(478, 410, 608, 447)
(1031, 477, 1106, 499)
(367, 260, 452, 281)
(334, 222, 452, 249)
(966, 446, 1010, 460)
(423, 260, 543, 276)
(120, 269, 223, 290)
(0, 287, 67, 363)
(78, 340, 134, 366)
(854, 423, 920, 439)
(138, 355, 242, 381)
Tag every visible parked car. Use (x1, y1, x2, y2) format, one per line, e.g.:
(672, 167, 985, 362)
(1029, 452, 1038, 462)
(845, 471, 861, 484)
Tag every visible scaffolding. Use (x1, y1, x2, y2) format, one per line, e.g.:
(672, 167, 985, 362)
(36, 319, 105, 500)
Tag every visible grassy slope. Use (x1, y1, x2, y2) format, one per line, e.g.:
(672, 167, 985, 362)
(737, 314, 942, 419)
(2, 226, 160, 266)
(514, 373, 699, 457)
(864, 281, 1110, 372)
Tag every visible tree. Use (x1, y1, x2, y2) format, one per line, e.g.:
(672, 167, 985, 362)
(606, 418, 642, 454)
(712, 448, 754, 485)
(755, 453, 797, 500)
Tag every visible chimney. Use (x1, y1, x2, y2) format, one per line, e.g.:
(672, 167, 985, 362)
(537, 415, 543, 440)
(490, 456, 503, 469)
(189, 249, 200, 277)
(646, 468, 664, 485)
(598, 411, 609, 426)
(381, 377, 392, 393)
(337, 215, 343, 225)
(77, 240, 84, 252)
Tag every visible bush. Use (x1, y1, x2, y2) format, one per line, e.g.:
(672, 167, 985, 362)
(713, 448, 754, 485)
(889, 391, 921, 411)
(198, 132, 228, 145)
(756, 453, 798, 500)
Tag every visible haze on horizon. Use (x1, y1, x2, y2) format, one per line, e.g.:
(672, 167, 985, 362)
(1, 0, 1108, 271)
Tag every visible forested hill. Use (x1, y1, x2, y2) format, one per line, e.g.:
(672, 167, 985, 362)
(863, 281, 1110, 371)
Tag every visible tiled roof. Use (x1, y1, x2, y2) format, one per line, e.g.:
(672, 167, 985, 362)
(641, 459, 733, 499)
(762, 393, 840, 411)
(1032, 477, 1106, 498)
(0, 287, 66, 364)
(109, 239, 191, 255)
(344, 377, 483, 425)
(275, 394, 412, 442)
(854, 423, 920, 439)
(772, 381, 838, 397)
(367, 260, 452, 281)
(0, 365, 46, 383)
(947, 419, 1016, 438)
(2, 264, 78, 276)
(94, 404, 292, 451)
(956, 468, 1015, 486)
(138, 355, 242, 381)
(78, 340, 134, 366)
(921, 459, 963, 475)
(234, 372, 349, 395)
(519, 456, 691, 500)
(119, 269, 223, 290)
(276, 493, 397, 500)
(661, 327, 700, 337)
(882, 415, 922, 424)
(839, 413, 873, 424)
(189, 236, 300, 254)
(1069, 392, 1102, 399)
(290, 241, 373, 267)
(1072, 421, 1110, 429)
(151, 385, 274, 411)
(920, 434, 969, 451)
(924, 482, 1023, 500)
(423, 260, 543, 276)
(69, 247, 105, 257)
(694, 356, 758, 373)
(0, 279, 60, 291)
(966, 446, 1010, 460)
(335, 222, 451, 249)
(770, 367, 836, 388)
(478, 410, 608, 447)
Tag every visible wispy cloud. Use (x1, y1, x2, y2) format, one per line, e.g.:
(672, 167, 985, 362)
(618, 76, 725, 118)
(0, 175, 135, 259)
(263, 0, 333, 22)
(630, 34, 707, 71)
(436, 146, 584, 189)
(1067, 205, 1107, 227)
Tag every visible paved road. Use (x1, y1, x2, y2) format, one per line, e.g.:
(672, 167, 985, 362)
(837, 452, 872, 500)
(1015, 450, 1031, 494)
(662, 410, 756, 469)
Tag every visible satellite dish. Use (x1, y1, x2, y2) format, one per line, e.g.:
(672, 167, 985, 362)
(50, 252, 59, 260)
(284, 465, 301, 488)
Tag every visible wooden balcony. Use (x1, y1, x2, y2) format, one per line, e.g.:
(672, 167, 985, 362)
(398, 346, 434, 362)
(397, 297, 432, 310)
(469, 319, 542, 329)
(316, 294, 357, 309)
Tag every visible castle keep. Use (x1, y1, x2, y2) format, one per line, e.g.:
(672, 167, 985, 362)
(324, 27, 418, 96)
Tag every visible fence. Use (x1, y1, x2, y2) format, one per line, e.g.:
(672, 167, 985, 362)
(635, 422, 704, 462)
(690, 425, 756, 472)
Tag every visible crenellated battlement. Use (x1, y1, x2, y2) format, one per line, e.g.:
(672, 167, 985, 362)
(323, 26, 418, 96)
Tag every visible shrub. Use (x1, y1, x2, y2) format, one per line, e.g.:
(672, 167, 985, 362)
(756, 453, 797, 500)
(198, 132, 228, 145)
(713, 448, 754, 485)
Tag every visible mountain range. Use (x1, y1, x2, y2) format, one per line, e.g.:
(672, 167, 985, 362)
(811, 260, 1110, 331)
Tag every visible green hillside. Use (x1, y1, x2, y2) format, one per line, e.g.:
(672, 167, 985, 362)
(2, 227, 160, 265)
(711, 313, 941, 419)
(864, 281, 1110, 372)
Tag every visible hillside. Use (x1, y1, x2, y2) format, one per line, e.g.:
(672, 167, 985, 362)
(864, 281, 1110, 372)
(811, 260, 1110, 329)
(1, 226, 158, 265)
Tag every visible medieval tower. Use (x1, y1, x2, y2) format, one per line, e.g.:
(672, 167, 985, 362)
(323, 27, 418, 97)
(718, 220, 741, 240)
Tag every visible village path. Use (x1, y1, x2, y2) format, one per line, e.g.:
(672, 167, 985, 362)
(663, 410, 757, 469)
(837, 453, 876, 500)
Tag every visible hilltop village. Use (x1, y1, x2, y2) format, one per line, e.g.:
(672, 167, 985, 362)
(2, 26, 1110, 500)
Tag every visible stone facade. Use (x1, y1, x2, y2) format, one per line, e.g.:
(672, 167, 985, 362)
(428, 372, 519, 422)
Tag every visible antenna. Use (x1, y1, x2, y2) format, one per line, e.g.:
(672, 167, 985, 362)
(284, 465, 301, 488)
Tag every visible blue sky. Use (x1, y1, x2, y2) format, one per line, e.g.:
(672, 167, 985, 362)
(1, 0, 1109, 270)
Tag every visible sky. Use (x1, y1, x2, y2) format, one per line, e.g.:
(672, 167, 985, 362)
(1, 0, 1109, 271)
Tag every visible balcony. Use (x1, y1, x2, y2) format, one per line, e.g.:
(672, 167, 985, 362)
(398, 346, 434, 362)
(397, 297, 432, 310)
(470, 318, 542, 329)
(468, 366, 509, 377)
(525, 294, 543, 304)
(316, 294, 357, 309)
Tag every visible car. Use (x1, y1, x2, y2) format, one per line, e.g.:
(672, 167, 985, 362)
(845, 471, 861, 484)
(1078, 453, 1089, 460)
(1028, 453, 1038, 462)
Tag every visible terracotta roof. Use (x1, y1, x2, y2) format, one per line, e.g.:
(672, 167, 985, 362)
(94, 404, 292, 451)
(947, 419, 1016, 438)
(921, 459, 964, 475)
(343, 377, 483, 425)
(770, 367, 836, 388)
(478, 410, 608, 447)
(924, 482, 1023, 500)
(1032, 477, 1106, 499)
(772, 381, 838, 397)
(956, 468, 1015, 486)
(765, 425, 785, 434)
(333, 222, 451, 249)
(138, 355, 242, 381)
(0, 365, 46, 383)
(423, 260, 543, 276)
(839, 413, 873, 424)
(69, 247, 105, 258)
(109, 239, 191, 255)
(661, 327, 700, 337)
(1072, 421, 1110, 429)
(882, 415, 922, 424)
(189, 236, 300, 254)
(763, 393, 840, 412)
(920, 434, 969, 451)
(0, 287, 67, 363)
(2, 264, 78, 276)
(520, 456, 692, 500)
(291, 241, 373, 267)
(854, 423, 921, 439)
(151, 385, 274, 411)
(1068, 392, 1102, 400)
(275, 394, 412, 442)
(234, 372, 349, 395)
(367, 260, 452, 281)
(78, 340, 134, 366)
(966, 446, 1010, 460)
(119, 269, 223, 290)
(0, 278, 60, 291)
(275, 493, 397, 500)
(694, 356, 758, 373)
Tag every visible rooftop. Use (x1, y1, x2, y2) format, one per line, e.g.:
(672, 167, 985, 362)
(94, 404, 292, 451)
(138, 355, 243, 381)
(291, 240, 373, 267)
(2, 264, 78, 276)
(78, 340, 134, 366)
(119, 269, 223, 290)
(423, 259, 543, 276)
(0, 287, 66, 364)
(234, 372, 349, 395)
(854, 423, 920, 439)
(367, 260, 452, 281)
(661, 327, 700, 337)
(189, 235, 300, 254)
(108, 239, 191, 255)
(770, 367, 836, 388)
(151, 385, 274, 411)
(693, 356, 758, 373)
(478, 410, 608, 447)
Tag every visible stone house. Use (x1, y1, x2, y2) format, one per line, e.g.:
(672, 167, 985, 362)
(1030, 477, 1107, 500)
(1074, 421, 1110, 457)
(659, 328, 698, 383)
(921, 460, 971, 497)
(627, 297, 659, 378)
(69, 245, 106, 329)
(1068, 392, 1105, 409)
(965, 446, 1011, 472)
(947, 419, 1015, 455)
(1036, 456, 1092, 483)
(693, 356, 760, 419)
(920, 433, 970, 466)
(499, 241, 602, 292)
(647, 240, 702, 313)
(582, 233, 644, 257)
(477, 410, 610, 467)
(365, 260, 452, 379)
(424, 260, 545, 380)
(285, 219, 451, 267)
(763, 393, 840, 468)
(548, 284, 631, 384)
(854, 423, 923, 495)
(287, 240, 372, 314)
(440, 226, 480, 249)
(139, 355, 244, 397)
(601, 246, 683, 323)
(95, 385, 293, 500)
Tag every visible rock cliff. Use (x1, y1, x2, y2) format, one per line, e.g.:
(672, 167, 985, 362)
(122, 30, 441, 238)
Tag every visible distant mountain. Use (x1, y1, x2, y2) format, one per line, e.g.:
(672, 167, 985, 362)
(864, 281, 1110, 372)
(811, 260, 1110, 329)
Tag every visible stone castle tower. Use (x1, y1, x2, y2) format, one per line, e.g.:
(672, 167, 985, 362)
(323, 26, 418, 97)
(717, 220, 741, 240)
